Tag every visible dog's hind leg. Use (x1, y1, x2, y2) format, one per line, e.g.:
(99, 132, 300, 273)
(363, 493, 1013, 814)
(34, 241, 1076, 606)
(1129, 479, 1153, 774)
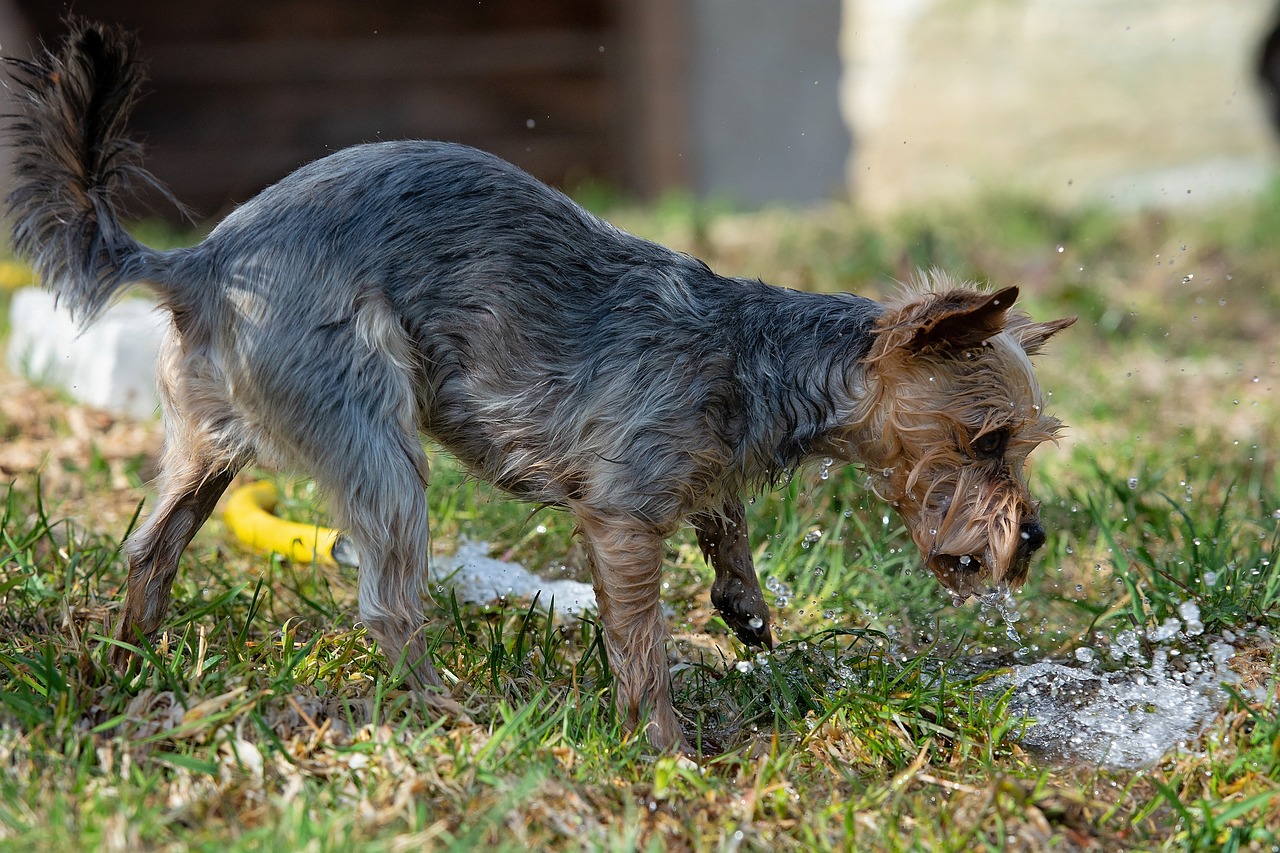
(254, 377, 456, 713)
(693, 500, 773, 649)
(111, 331, 243, 668)
(318, 438, 440, 692)
(274, 291, 452, 704)
(573, 509, 686, 752)
(113, 428, 241, 669)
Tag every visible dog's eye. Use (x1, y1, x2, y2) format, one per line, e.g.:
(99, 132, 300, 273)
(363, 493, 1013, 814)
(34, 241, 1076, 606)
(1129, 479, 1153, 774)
(971, 429, 1009, 459)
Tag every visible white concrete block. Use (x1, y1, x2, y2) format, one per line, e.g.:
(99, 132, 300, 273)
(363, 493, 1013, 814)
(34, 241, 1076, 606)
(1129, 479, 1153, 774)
(6, 288, 167, 420)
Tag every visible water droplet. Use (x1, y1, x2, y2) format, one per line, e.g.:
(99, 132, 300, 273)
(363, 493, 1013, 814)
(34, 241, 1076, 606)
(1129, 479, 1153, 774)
(1147, 616, 1182, 642)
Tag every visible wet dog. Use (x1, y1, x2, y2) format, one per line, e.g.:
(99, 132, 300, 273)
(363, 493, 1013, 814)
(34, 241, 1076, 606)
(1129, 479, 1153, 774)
(5, 22, 1073, 752)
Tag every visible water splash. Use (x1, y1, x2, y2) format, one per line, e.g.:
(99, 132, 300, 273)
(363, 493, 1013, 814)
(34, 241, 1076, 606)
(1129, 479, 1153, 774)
(992, 650, 1230, 769)
(766, 575, 794, 608)
(976, 585, 1026, 648)
(964, 590, 1234, 768)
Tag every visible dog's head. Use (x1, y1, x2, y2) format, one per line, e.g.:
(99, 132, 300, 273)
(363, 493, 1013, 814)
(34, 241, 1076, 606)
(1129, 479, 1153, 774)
(853, 277, 1074, 600)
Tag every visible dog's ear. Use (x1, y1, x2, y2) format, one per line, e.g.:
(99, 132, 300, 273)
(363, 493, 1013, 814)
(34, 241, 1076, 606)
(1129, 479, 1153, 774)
(871, 286, 1018, 358)
(1010, 315, 1076, 356)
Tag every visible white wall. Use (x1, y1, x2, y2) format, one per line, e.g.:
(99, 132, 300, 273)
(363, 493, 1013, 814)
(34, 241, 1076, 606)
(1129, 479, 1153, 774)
(688, 0, 851, 206)
(842, 0, 1278, 211)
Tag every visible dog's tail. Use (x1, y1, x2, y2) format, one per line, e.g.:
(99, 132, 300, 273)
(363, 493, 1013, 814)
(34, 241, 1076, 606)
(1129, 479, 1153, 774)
(5, 20, 181, 326)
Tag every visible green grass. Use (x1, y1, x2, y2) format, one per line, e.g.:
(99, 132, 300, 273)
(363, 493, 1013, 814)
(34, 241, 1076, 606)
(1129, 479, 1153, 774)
(2, 187, 1280, 850)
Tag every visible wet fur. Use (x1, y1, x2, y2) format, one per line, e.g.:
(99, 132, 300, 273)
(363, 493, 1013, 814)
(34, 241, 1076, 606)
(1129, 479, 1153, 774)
(5, 22, 1072, 753)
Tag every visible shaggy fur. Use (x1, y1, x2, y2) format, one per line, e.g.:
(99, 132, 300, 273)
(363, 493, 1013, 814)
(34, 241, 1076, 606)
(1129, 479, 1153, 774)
(5, 22, 1073, 753)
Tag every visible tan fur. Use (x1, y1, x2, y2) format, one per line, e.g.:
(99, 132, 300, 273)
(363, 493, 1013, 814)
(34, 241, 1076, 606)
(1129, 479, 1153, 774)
(846, 274, 1075, 599)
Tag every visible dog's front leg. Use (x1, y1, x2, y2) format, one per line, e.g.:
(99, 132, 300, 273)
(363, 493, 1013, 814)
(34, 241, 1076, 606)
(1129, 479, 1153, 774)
(692, 500, 774, 649)
(574, 509, 686, 753)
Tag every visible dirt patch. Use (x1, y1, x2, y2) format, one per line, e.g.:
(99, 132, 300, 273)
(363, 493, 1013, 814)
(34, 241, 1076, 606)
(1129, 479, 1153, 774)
(0, 369, 162, 531)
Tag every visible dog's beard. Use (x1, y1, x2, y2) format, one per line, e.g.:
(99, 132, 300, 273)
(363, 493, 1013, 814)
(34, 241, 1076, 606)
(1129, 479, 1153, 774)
(894, 465, 1037, 600)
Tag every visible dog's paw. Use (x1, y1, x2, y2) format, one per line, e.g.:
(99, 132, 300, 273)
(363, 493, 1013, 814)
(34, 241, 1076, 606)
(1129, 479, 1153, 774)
(710, 577, 774, 649)
(416, 686, 474, 725)
(107, 642, 138, 675)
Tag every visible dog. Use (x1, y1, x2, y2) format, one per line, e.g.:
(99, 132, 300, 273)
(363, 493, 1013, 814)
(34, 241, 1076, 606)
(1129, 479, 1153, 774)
(5, 22, 1073, 753)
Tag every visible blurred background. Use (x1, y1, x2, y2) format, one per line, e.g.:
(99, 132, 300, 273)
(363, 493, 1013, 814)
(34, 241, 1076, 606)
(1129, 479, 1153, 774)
(0, 0, 1274, 219)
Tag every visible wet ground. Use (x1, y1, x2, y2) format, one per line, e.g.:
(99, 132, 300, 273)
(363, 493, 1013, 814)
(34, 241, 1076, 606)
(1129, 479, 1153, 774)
(439, 539, 1258, 770)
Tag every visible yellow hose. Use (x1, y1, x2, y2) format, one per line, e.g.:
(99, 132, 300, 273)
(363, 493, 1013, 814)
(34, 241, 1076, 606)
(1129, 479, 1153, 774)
(223, 480, 356, 566)
(0, 261, 33, 290)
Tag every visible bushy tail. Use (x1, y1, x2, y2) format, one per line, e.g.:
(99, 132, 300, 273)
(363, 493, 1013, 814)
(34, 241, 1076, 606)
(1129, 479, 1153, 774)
(5, 20, 177, 326)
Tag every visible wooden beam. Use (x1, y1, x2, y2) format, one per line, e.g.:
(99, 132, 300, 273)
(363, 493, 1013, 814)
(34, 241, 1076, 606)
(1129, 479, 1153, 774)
(612, 0, 690, 198)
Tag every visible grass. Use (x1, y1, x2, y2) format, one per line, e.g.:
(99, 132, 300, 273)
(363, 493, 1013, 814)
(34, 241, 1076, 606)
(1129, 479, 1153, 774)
(1, 186, 1279, 850)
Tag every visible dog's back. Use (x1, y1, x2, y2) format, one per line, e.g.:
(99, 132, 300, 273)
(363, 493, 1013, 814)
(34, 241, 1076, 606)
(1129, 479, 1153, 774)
(169, 139, 732, 512)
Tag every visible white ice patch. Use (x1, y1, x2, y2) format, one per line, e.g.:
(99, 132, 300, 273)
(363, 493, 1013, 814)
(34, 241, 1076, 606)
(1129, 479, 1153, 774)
(435, 540, 596, 620)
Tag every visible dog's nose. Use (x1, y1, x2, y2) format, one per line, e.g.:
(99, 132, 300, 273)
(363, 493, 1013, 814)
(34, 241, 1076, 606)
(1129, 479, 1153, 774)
(1019, 520, 1046, 553)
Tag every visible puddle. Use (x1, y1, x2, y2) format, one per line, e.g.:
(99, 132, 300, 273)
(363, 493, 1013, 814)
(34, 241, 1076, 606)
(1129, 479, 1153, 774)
(435, 540, 596, 619)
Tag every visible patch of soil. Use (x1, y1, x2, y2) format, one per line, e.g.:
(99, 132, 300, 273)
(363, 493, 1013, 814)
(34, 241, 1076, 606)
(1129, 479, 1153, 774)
(0, 369, 162, 531)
